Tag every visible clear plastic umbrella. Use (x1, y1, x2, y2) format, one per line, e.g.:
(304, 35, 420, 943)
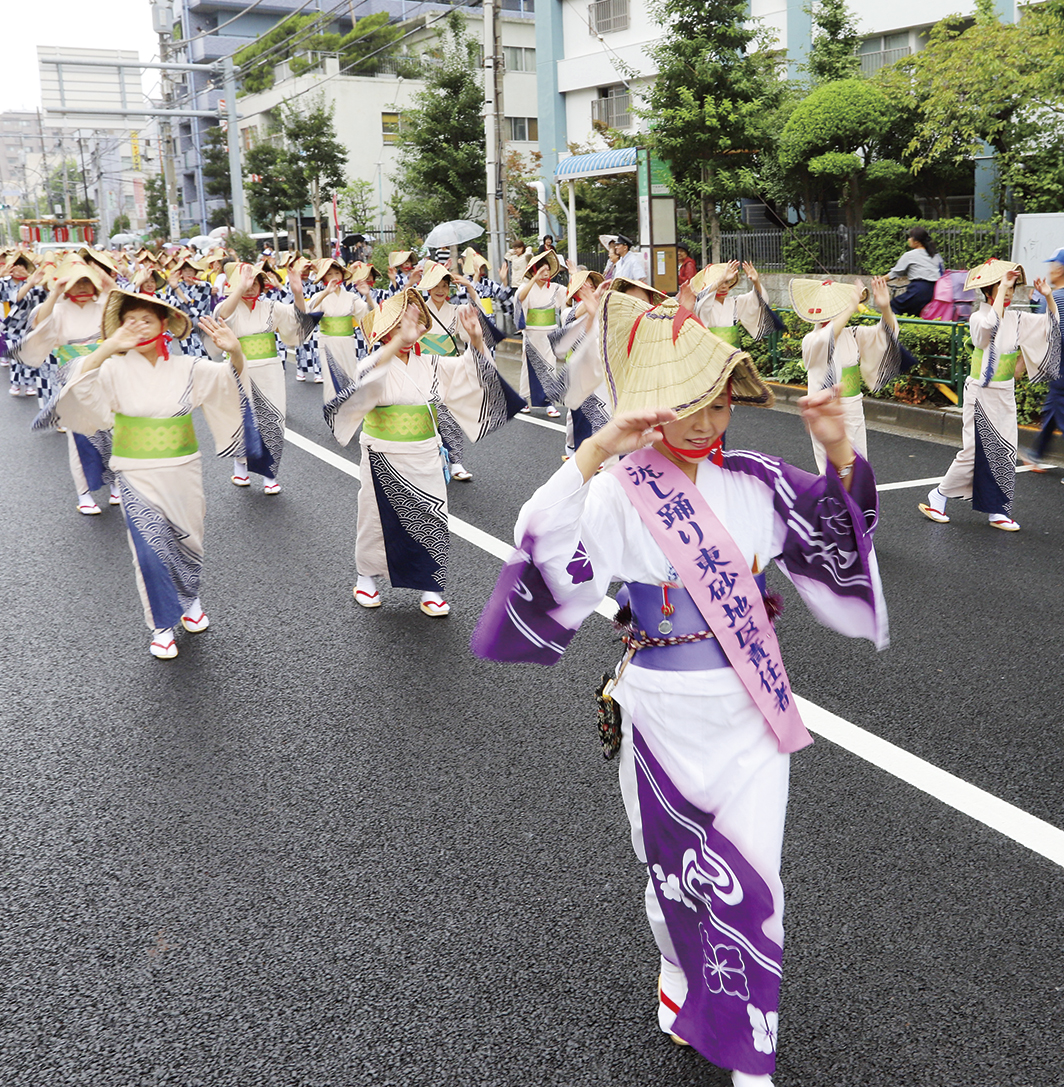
(187, 235, 214, 250)
(424, 220, 484, 248)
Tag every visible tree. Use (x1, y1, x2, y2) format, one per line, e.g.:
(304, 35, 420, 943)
(778, 78, 894, 228)
(201, 125, 233, 226)
(503, 149, 543, 243)
(338, 179, 376, 232)
(44, 159, 94, 219)
(245, 143, 308, 251)
(110, 213, 131, 235)
(389, 12, 485, 237)
(282, 97, 348, 257)
(875, 0, 1064, 213)
(145, 174, 169, 237)
(642, 0, 785, 263)
(558, 136, 638, 254)
(802, 0, 862, 85)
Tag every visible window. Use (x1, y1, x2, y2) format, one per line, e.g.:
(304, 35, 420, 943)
(503, 46, 536, 72)
(858, 33, 911, 75)
(591, 87, 630, 129)
(507, 116, 539, 142)
(382, 112, 401, 144)
(588, 0, 629, 35)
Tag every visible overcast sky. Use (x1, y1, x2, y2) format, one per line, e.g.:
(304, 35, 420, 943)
(3, 0, 162, 114)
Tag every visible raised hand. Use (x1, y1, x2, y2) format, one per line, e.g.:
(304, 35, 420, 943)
(742, 261, 761, 289)
(457, 303, 486, 352)
(199, 315, 239, 355)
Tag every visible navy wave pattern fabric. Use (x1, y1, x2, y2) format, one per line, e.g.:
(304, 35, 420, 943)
(369, 449, 448, 592)
(119, 477, 201, 629)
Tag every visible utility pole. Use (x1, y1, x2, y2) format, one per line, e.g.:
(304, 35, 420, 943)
(60, 139, 72, 219)
(222, 57, 248, 233)
(152, 0, 182, 240)
(482, 0, 507, 273)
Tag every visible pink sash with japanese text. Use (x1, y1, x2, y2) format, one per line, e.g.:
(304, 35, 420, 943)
(612, 447, 812, 754)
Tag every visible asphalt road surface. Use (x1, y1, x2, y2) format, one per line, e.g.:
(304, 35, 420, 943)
(2, 368, 1063, 1087)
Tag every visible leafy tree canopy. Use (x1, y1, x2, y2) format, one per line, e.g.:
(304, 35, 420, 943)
(389, 12, 485, 236)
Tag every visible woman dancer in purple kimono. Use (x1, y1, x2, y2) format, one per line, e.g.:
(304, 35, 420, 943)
(474, 290, 888, 1086)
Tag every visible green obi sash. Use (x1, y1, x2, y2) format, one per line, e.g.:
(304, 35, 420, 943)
(526, 307, 556, 328)
(419, 331, 460, 357)
(363, 404, 438, 442)
(238, 332, 278, 360)
(709, 325, 740, 347)
(840, 364, 863, 398)
(970, 347, 1019, 382)
(320, 315, 354, 338)
(112, 413, 199, 459)
(56, 341, 100, 366)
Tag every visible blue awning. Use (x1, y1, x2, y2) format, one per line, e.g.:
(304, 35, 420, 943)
(555, 147, 639, 181)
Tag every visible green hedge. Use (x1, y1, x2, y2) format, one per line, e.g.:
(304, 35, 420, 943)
(855, 218, 1013, 276)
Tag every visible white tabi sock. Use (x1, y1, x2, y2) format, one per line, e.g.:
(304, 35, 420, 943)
(927, 487, 947, 514)
(731, 1073, 774, 1087)
(420, 591, 445, 605)
(233, 457, 247, 476)
(356, 575, 377, 595)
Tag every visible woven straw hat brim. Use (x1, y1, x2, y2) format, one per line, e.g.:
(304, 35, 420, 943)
(389, 250, 414, 268)
(344, 261, 379, 284)
(788, 278, 866, 323)
(102, 289, 192, 341)
(964, 260, 1026, 291)
(311, 258, 346, 283)
(56, 258, 105, 295)
(362, 287, 432, 344)
(523, 249, 560, 280)
(79, 247, 118, 274)
(600, 292, 773, 420)
(689, 263, 736, 295)
(606, 276, 667, 304)
(223, 262, 268, 295)
(566, 269, 604, 303)
(419, 260, 452, 292)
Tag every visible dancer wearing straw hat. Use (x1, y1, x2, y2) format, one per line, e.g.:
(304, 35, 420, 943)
(305, 257, 371, 401)
(789, 275, 904, 472)
(163, 256, 212, 357)
(688, 259, 781, 346)
(16, 256, 120, 514)
(919, 260, 1059, 531)
(55, 291, 250, 659)
(323, 287, 521, 616)
(515, 249, 567, 416)
(1, 252, 47, 398)
(213, 261, 319, 494)
(473, 289, 887, 1087)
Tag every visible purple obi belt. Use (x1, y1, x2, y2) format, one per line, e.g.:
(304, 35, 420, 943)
(621, 578, 767, 672)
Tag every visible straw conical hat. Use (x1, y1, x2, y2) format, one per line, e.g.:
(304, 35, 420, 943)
(460, 246, 482, 276)
(419, 259, 453, 292)
(388, 250, 414, 268)
(223, 261, 269, 294)
(599, 292, 772, 419)
(689, 263, 738, 295)
(524, 249, 560, 280)
(310, 257, 346, 283)
(606, 275, 667, 303)
(102, 288, 191, 341)
(788, 278, 868, 324)
(964, 260, 1025, 292)
(565, 268, 603, 303)
(79, 247, 118, 275)
(56, 256, 105, 295)
(345, 261, 379, 284)
(132, 266, 168, 293)
(362, 286, 432, 345)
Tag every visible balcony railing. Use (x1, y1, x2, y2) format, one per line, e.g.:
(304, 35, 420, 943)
(591, 92, 631, 130)
(588, 0, 629, 35)
(859, 46, 911, 75)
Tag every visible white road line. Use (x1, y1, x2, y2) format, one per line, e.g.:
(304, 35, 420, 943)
(877, 464, 1041, 492)
(514, 413, 567, 433)
(287, 425, 1064, 870)
(797, 698, 1064, 869)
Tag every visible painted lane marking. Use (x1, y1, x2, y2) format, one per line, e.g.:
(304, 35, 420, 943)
(285, 425, 1064, 869)
(876, 464, 1041, 492)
